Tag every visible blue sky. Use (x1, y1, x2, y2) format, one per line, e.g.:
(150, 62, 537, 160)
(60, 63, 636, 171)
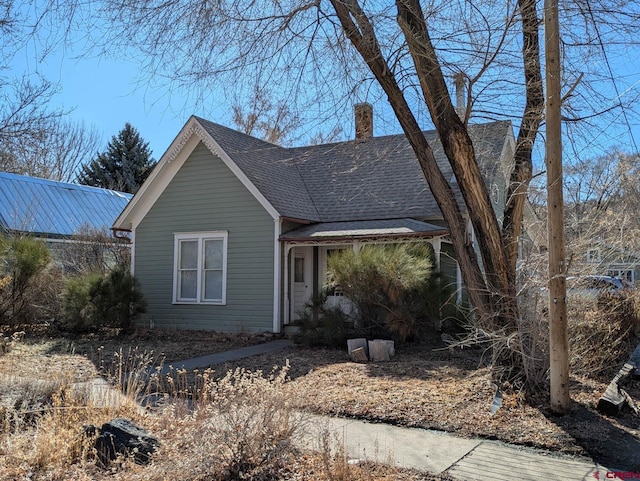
(13, 44, 228, 160)
(8, 2, 640, 168)
(29, 47, 640, 164)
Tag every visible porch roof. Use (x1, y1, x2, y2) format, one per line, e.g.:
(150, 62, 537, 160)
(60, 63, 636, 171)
(280, 218, 448, 243)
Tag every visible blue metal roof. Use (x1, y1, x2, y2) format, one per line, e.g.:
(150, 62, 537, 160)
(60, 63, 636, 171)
(0, 172, 133, 237)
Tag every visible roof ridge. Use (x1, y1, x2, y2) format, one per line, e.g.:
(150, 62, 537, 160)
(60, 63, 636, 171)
(0, 171, 132, 198)
(193, 115, 284, 152)
(285, 119, 510, 151)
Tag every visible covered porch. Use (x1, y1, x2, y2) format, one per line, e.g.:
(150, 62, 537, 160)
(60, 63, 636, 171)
(279, 218, 458, 325)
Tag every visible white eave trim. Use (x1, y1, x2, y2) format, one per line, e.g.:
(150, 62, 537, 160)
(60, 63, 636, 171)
(273, 218, 282, 333)
(113, 116, 280, 231)
(498, 121, 517, 182)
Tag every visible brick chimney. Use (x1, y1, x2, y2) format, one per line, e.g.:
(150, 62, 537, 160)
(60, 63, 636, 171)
(355, 103, 373, 141)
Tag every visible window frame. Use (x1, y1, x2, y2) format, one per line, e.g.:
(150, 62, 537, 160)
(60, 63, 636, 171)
(173, 231, 228, 305)
(586, 248, 601, 263)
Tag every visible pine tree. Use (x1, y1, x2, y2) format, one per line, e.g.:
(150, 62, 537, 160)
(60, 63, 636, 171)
(77, 123, 156, 194)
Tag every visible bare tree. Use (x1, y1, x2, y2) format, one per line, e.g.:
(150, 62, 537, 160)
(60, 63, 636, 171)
(561, 151, 640, 260)
(0, 76, 65, 162)
(231, 85, 302, 146)
(2, 118, 101, 182)
(0, 1, 95, 181)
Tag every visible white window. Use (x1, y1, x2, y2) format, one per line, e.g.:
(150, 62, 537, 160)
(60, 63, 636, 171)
(173, 232, 228, 304)
(608, 269, 634, 284)
(586, 248, 601, 263)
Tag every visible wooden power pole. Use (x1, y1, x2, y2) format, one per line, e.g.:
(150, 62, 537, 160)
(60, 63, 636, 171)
(545, 0, 570, 413)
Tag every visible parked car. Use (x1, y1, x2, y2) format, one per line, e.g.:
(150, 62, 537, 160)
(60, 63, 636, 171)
(566, 275, 626, 298)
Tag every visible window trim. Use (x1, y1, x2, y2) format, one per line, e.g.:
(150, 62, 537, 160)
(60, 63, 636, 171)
(173, 231, 228, 305)
(586, 248, 601, 263)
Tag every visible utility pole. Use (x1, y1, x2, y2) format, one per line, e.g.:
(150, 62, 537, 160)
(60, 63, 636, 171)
(545, 0, 570, 413)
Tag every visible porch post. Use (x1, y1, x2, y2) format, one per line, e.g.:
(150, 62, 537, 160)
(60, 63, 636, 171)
(313, 246, 319, 321)
(431, 238, 442, 270)
(273, 219, 281, 333)
(283, 244, 292, 325)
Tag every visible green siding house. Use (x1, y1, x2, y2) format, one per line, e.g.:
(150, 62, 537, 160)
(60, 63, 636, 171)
(114, 107, 515, 333)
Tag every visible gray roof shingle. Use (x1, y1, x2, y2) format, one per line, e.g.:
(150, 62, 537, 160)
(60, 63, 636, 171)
(195, 117, 512, 223)
(196, 117, 321, 221)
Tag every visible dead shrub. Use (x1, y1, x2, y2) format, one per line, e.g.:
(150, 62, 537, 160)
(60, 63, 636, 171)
(0, 380, 143, 478)
(0, 344, 151, 479)
(486, 285, 640, 392)
(568, 289, 640, 380)
(133, 363, 302, 481)
(57, 225, 131, 276)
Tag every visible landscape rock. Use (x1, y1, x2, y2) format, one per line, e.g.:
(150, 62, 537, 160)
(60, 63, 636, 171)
(90, 418, 160, 466)
(350, 347, 369, 362)
(374, 339, 395, 357)
(368, 340, 391, 362)
(347, 338, 368, 357)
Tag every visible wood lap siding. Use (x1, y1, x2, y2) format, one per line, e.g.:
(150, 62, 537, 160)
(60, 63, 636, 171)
(134, 142, 275, 332)
(439, 243, 460, 292)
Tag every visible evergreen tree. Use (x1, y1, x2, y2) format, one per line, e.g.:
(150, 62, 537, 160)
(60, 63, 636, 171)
(77, 123, 156, 193)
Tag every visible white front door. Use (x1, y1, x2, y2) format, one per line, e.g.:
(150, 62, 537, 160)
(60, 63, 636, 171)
(291, 246, 313, 321)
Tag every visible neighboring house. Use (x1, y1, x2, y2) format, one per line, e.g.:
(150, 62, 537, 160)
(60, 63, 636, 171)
(573, 242, 640, 285)
(0, 171, 133, 268)
(114, 105, 515, 333)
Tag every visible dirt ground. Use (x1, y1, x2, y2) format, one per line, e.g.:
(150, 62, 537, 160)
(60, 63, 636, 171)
(2, 323, 639, 471)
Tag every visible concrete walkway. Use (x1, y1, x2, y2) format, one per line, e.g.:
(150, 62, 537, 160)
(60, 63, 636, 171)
(157, 339, 294, 374)
(301, 414, 607, 481)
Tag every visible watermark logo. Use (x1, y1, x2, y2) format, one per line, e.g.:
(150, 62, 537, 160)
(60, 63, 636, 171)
(594, 471, 640, 479)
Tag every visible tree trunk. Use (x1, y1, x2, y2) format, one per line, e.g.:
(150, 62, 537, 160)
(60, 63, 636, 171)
(502, 0, 545, 275)
(328, 0, 545, 384)
(329, 0, 494, 323)
(395, 0, 517, 330)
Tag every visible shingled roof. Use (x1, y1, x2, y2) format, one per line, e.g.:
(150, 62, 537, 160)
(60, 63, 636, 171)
(115, 116, 513, 234)
(196, 117, 320, 221)
(195, 116, 512, 224)
(0, 172, 133, 238)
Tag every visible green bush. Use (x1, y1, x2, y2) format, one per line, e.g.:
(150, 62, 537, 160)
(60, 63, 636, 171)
(327, 242, 454, 340)
(61, 265, 146, 332)
(294, 296, 353, 348)
(0, 236, 51, 324)
(60, 272, 102, 331)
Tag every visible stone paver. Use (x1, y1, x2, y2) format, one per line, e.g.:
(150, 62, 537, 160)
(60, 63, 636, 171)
(448, 441, 601, 481)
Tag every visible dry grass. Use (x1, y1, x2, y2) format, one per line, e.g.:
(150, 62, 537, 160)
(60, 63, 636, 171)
(1, 305, 639, 478)
(0, 329, 452, 481)
(202, 334, 640, 469)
